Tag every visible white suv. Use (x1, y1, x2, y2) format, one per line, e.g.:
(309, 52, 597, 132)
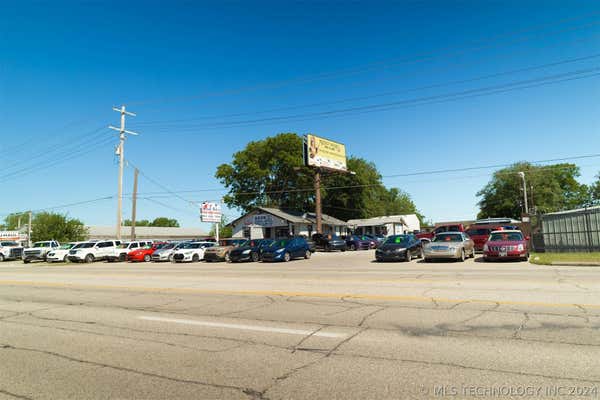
(107, 241, 153, 262)
(67, 240, 118, 263)
(172, 242, 215, 263)
(46, 242, 87, 263)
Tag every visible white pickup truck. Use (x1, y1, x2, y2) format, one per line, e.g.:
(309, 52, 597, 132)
(0, 241, 24, 261)
(23, 241, 60, 263)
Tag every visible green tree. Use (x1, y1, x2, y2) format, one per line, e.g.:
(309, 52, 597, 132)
(591, 172, 600, 204)
(477, 163, 591, 219)
(1, 213, 28, 230)
(216, 132, 423, 221)
(150, 217, 179, 227)
(123, 219, 151, 227)
(209, 215, 232, 238)
(30, 212, 88, 243)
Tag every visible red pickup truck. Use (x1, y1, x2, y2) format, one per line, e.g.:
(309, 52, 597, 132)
(416, 224, 465, 241)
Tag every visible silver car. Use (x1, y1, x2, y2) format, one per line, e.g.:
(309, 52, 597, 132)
(151, 242, 183, 262)
(423, 232, 475, 262)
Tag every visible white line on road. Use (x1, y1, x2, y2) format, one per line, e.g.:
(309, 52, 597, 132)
(138, 316, 347, 338)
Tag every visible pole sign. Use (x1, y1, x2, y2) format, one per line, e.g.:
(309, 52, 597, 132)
(200, 202, 222, 223)
(303, 134, 347, 172)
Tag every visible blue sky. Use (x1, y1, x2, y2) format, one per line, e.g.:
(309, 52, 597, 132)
(1, 0, 599, 230)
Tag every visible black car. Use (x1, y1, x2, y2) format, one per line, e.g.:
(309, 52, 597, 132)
(228, 239, 274, 262)
(312, 233, 347, 252)
(375, 234, 423, 262)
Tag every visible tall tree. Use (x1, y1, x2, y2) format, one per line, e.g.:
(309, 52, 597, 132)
(209, 215, 232, 238)
(30, 212, 88, 243)
(150, 217, 180, 227)
(1, 213, 28, 230)
(477, 163, 591, 219)
(591, 172, 600, 205)
(216, 132, 423, 221)
(123, 219, 150, 227)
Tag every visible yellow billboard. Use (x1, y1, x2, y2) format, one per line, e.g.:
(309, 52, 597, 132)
(304, 134, 347, 171)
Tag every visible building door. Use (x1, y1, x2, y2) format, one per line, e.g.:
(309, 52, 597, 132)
(264, 227, 272, 239)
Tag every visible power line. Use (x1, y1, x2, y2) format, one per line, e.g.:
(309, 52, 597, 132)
(134, 51, 600, 127)
(138, 67, 600, 132)
(127, 13, 600, 107)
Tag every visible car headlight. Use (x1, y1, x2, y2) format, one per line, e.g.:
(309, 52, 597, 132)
(242, 249, 251, 254)
(395, 248, 406, 253)
(276, 248, 285, 253)
(483, 244, 489, 252)
(517, 244, 524, 251)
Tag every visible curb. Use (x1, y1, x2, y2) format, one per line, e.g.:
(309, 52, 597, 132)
(550, 261, 600, 267)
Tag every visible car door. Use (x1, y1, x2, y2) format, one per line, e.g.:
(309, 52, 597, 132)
(462, 234, 473, 255)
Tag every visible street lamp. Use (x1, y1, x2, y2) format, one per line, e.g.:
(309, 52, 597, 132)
(518, 171, 529, 214)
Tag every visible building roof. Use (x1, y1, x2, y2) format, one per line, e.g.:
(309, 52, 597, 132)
(86, 226, 208, 239)
(544, 205, 600, 216)
(347, 215, 409, 227)
(229, 207, 348, 227)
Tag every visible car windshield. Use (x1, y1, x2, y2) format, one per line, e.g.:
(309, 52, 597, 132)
(269, 239, 289, 248)
(360, 236, 371, 241)
(59, 243, 75, 249)
(0, 241, 18, 246)
(162, 243, 177, 249)
(79, 243, 95, 248)
(489, 232, 524, 241)
(467, 228, 490, 236)
(187, 243, 203, 249)
(218, 240, 237, 246)
(383, 235, 409, 245)
(433, 234, 463, 242)
(33, 242, 51, 247)
(154, 243, 168, 249)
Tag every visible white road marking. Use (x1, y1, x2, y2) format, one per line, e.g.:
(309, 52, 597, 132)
(138, 315, 347, 338)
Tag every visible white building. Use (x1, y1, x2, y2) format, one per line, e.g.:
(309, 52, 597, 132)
(228, 207, 347, 239)
(347, 214, 421, 236)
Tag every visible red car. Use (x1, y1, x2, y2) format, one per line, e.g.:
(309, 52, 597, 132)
(127, 243, 161, 262)
(483, 230, 529, 262)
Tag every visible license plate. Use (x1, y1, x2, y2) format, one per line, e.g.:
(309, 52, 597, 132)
(499, 251, 507, 257)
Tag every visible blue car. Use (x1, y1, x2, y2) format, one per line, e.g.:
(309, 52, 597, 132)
(260, 237, 312, 262)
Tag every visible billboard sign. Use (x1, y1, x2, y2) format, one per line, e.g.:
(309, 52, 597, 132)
(200, 202, 222, 223)
(304, 134, 347, 171)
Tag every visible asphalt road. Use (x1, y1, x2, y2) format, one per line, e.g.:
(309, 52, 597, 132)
(0, 251, 599, 400)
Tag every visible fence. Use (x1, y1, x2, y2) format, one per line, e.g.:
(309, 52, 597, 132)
(536, 206, 600, 253)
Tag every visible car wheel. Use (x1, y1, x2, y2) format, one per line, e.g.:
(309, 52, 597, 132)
(143, 254, 151, 262)
(325, 244, 331, 252)
(0, 254, 4, 262)
(84, 254, 94, 263)
(251, 252, 259, 262)
(283, 252, 291, 262)
(119, 254, 126, 262)
(350, 244, 356, 251)
(424, 257, 431, 262)
(304, 250, 311, 259)
(63, 255, 69, 263)
(459, 250, 465, 262)
(470, 249, 475, 258)
(406, 251, 412, 262)
(191, 254, 199, 262)
(522, 253, 529, 262)
(23, 259, 30, 264)
(168, 254, 174, 262)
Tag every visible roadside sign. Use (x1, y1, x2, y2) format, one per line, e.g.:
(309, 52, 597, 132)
(303, 134, 347, 172)
(200, 202, 222, 223)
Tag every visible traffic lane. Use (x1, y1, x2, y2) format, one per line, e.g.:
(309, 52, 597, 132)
(1, 289, 600, 400)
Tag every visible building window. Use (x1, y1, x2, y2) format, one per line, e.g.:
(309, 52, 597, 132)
(243, 227, 251, 238)
(275, 227, 289, 238)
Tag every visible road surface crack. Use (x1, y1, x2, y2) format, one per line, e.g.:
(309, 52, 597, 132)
(0, 389, 33, 400)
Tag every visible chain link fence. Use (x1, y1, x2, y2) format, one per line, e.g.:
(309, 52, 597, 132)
(532, 206, 600, 253)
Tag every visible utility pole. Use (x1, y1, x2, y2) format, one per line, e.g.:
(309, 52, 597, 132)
(314, 169, 322, 234)
(130, 168, 139, 240)
(109, 105, 138, 241)
(518, 171, 529, 214)
(27, 211, 32, 247)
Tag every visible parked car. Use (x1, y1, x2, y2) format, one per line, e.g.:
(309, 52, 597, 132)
(127, 243, 163, 262)
(151, 241, 183, 262)
(172, 241, 215, 263)
(483, 230, 529, 262)
(375, 234, 423, 262)
(260, 237, 311, 262)
(464, 227, 493, 252)
(107, 240, 153, 262)
(228, 239, 274, 262)
(423, 232, 475, 262)
(417, 224, 466, 241)
(345, 235, 373, 251)
(23, 241, 60, 263)
(46, 242, 86, 263)
(312, 233, 347, 252)
(0, 241, 23, 262)
(203, 238, 246, 262)
(67, 240, 119, 263)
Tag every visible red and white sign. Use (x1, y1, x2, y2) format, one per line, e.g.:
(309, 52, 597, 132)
(200, 202, 222, 223)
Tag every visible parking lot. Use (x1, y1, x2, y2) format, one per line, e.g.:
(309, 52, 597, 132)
(1, 250, 599, 399)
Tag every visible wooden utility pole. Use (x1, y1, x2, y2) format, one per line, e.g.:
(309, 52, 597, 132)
(130, 168, 139, 240)
(314, 168, 322, 234)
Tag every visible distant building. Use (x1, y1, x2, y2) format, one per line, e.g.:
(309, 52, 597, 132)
(86, 226, 209, 241)
(347, 215, 421, 236)
(228, 207, 347, 239)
